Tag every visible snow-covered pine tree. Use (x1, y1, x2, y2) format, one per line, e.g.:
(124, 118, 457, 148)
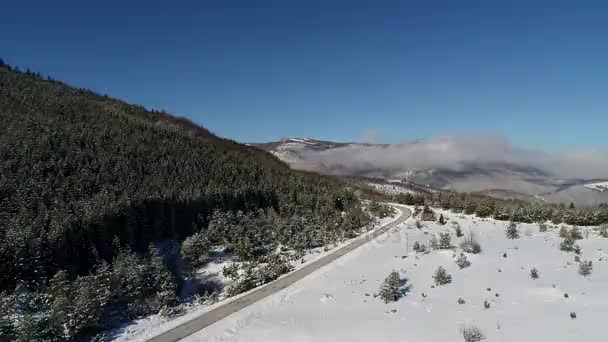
(433, 266, 452, 285)
(378, 270, 402, 303)
(506, 222, 519, 239)
(456, 253, 471, 269)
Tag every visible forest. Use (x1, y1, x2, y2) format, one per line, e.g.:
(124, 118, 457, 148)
(0, 62, 369, 341)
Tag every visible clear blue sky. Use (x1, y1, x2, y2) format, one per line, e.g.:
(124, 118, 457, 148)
(2, 0, 607, 150)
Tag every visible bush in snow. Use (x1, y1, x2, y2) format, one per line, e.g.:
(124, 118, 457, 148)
(560, 235, 581, 254)
(599, 224, 608, 238)
(439, 232, 452, 249)
(460, 234, 481, 254)
(456, 253, 471, 269)
(530, 267, 539, 279)
(483, 299, 491, 309)
(413, 241, 426, 253)
(378, 270, 409, 303)
(433, 266, 452, 286)
(570, 227, 583, 240)
(460, 325, 485, 342)
(570, 312, 577, 319)
(538, 223, 548, 232)
(578, 260, 593, 277)
(506, 222, 520, 239)
(438, 214, 446, 225)
(559, 226, 569, 238)
(457, 297, 466, 304)
(416, 220, 423, 229)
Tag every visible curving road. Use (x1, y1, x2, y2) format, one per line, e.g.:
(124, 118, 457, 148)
(147, 204, 411, 342)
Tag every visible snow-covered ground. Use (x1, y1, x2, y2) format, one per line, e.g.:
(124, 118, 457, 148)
(185, 209, 608, 342)
(584, 181, 608, 192)
(110, 212, 401, 341)
(366, 182, 418, 196)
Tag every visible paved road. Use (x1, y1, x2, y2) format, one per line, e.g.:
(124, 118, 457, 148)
(147, 204, 411, 342)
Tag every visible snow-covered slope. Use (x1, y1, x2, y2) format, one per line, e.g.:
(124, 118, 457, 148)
(585, 181, 608, 192)
(186, 210, 608, 342)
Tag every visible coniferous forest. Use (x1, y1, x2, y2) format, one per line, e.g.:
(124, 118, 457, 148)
(0, 62, 370, 340)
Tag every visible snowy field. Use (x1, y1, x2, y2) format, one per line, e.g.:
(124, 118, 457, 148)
(185, 209, 608, 342)
(110, 212, 401, 341)
(584, 181, 608, 192)
(366, 182, 418, 196)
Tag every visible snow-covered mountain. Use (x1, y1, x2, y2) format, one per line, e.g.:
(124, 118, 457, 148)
(253, 138, 608, 205)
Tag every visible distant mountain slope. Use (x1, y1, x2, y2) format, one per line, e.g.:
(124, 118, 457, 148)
(254, 138, 608, 206)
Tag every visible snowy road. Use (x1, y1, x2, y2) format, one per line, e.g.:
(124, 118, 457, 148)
(146, 204, 411, 342)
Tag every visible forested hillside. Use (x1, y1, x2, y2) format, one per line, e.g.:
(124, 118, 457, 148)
(0, 63, 368, 340)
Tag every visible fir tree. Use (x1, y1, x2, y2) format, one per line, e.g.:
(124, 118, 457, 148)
(456, 253, 471, 269)
(433, 266, 452, 286)
(378, 270, 402, 303)
(506, 222, 519, 239)
(439, 232, 452, 249)
(439, 214, 446, 225)
(530, 267, 539, 279)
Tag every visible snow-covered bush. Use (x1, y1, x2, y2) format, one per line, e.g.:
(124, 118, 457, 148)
(560, 235, 581, 254)
(506, 222, 520, 239)
(433, 266, 452, 285)
(456, 253, 471, 269)
(530, 267, 539, 279)
(413, 241, 426, 253)
(599, 224, 608, 238)
(460, 325, 485, 342)
(439, 232, 452, 249)
(460, 235, 481, 254)
(579, 260, 593, 277)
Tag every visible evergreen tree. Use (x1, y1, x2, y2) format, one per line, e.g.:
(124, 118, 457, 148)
(439, 232, 451, 249)
(378, 270, 402, 303)
(530, 267, 539, 279)
(181, 231, 211, 269)
(506, 222, 520, 239)
(455, 253, 471, 269)
(433, 266, 452, 285)
(438, 214, 446, 225)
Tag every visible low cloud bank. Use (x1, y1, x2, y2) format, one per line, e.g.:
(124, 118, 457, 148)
(300, 135, 608, 180)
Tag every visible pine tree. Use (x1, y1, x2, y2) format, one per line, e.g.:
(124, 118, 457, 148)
(439, 232, 451, 249)
(433, 266, 452, 285)
(506, 222, 519, 239)
(439, 214, 446, 225)
(413, 241, 426, 253)
(530, 267, 539, 279)
(455, 253, 471, 269)
(378, 270, 402, 303)
(181, 231, 211, 269)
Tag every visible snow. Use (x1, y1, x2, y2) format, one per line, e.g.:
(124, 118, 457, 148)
(109, 211, 401, 341)
(184, 209, 608, 342)
(584, 181, 608, 192)
(367, 182, 418, 196)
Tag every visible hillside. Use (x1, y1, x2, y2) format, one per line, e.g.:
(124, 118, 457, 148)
(0, 65, 366, 340)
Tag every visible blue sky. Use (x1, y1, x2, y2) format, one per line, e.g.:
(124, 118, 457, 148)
(2, 0, 607, 150)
